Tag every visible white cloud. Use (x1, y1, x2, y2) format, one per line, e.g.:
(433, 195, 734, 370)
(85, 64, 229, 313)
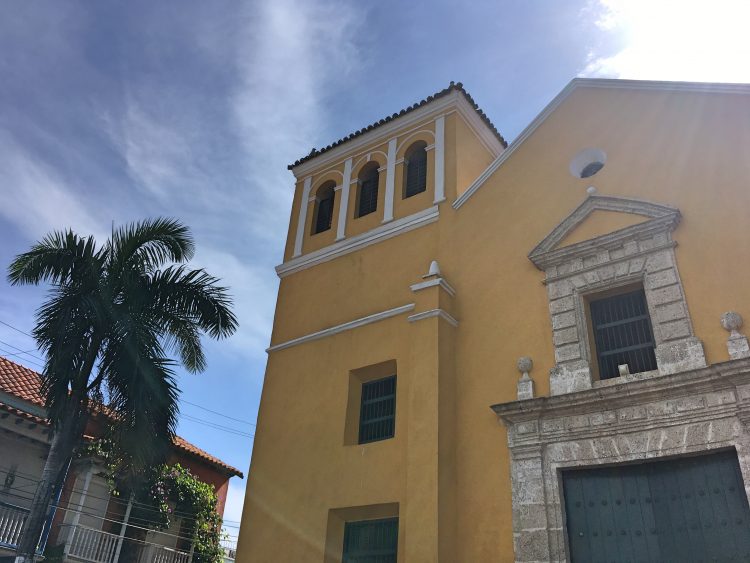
(231, 0, 365, 242)
(583, 0, 750, 82)
(0, 132, 106, 241)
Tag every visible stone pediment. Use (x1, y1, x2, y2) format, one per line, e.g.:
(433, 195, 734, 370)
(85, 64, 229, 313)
(528, 194, 681, 270)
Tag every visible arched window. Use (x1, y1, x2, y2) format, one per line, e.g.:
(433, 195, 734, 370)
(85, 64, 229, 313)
(312, 182, 335, 234)
(356, 162, 380, 218)
(403, 141, 427, 198)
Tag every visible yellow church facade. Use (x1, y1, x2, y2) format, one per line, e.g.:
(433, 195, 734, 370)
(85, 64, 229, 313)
(237, 79, 750, 562)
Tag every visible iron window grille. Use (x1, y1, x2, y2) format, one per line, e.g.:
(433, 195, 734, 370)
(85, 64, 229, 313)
(357, 169, 379, 217)
(358, 375, 396, 444)
(589, 288, 657, 379)
(313, 190, 335, 234)
(343, 518, 398, 563)
(404, 147, 427, 198)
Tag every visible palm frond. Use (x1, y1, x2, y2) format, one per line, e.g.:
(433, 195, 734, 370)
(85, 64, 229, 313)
(107, 218, 195, 275)
(146, 266, 238, 340)
(8, 230, 100, 286)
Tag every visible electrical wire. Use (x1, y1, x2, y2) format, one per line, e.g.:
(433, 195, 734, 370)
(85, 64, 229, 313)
(0, 465, 243, 528)
(181, 400, 255, 427)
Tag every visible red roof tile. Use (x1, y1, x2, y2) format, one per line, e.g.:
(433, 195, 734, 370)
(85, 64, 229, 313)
(0, 356, 243, 478)
(288, 81, 508, 169)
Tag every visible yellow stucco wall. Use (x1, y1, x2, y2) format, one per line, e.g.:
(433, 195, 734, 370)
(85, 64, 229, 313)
(239, 83, 750, 562)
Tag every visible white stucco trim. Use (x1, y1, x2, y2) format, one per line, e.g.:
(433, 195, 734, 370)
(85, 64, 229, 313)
(267, 304, 416, 352)
(433, 115, 445, 204)
(407, 308, 459, 327)
(453, 77, 750, 211)
(293, 176, 313, 257)
(452, 82, 575, 210)
(409, 277, 456, 297)
(454, 95, 506, 157)
(276, 205, 439, 278)
(383, 137, 397, 223)
(336, 158, 353, 241)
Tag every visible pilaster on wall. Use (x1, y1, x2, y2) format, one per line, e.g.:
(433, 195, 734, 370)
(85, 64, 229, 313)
(433, 116, 446, 204)
(403, 261, 458, 562)
(293, 176, 313, 257)
(336, 158, 353, 241)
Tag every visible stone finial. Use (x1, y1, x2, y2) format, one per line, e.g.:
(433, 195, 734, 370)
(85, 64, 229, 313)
(423, 260, 441, 279)
(586, 186, 597, 196)
(721, 311, 743, 336)
(721, 311, 750, 360)
(516, 356, 534, 400)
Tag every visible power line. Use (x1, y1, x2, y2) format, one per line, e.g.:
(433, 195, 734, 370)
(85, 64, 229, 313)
(181, 400, 256, 427)
(0, 337, 44, 362)
(0, 345, 45, 369)
(180, 414, 254, 438)
(0, 465, 242, 528)
(0, 319, 34, 338)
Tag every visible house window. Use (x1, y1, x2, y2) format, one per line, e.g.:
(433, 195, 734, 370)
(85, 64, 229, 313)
(589, 287, 657, 379)
(356, 163, 379, 217)
(343, 518, 398, 563)
(312, 182, 335, 234)
(358, 375, 396, 444)
(403, 141, 427, 198)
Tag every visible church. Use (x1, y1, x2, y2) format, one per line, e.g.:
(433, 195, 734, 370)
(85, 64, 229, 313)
(237, 78, 750, 561)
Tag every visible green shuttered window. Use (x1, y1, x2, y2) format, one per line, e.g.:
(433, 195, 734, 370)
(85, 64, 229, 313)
(343, 518, 398, 563)
(358, 375, 396, 444)
(357, 166, 379, 217)
(404, 143, 427, 198)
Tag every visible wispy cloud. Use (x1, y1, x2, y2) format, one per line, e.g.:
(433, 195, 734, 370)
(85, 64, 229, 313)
(232, 0, 365, 242)
(583, 0, 750, 82)
(0, 132, 105, 241)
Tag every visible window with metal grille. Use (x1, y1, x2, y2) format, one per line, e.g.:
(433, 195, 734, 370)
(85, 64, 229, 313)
(358, 375, 396, 444)
(404, 142, 427, 198)
(357, 165, 379, 217)
(342, 518, 398, 563)
(589, 288, 657, 379)
(313, 184, 335, 234)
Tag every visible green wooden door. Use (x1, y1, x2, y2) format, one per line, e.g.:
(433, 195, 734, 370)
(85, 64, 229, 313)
(563, 450, 750, 562)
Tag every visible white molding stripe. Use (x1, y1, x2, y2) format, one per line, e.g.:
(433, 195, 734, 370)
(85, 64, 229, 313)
(267, 304, 416, 352)
(454, 95, 505, 157)
(407, 308, 459, 327)
(452, 77, 750, 211)
(410, 277, 456, 297)
(276, 205, 439, 278)
(452, 81, 577, 210)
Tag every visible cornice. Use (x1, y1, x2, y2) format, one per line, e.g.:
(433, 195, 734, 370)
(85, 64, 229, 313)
(532, 216, 680, 271)
(290, 92, 461, 179)
(276, 206, 439, 278)
(491, 357, 750, 424)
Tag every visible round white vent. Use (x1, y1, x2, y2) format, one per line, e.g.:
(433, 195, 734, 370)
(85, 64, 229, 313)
(570, 148, 607, 179)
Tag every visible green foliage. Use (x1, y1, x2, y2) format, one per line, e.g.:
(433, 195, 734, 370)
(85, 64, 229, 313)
(136, 464, 224, 563)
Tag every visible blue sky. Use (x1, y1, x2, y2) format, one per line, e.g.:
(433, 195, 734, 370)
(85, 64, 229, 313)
(1, 0, 749, 538)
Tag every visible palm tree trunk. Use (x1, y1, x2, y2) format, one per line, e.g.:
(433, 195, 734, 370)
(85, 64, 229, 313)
(15, 397, 87, 563)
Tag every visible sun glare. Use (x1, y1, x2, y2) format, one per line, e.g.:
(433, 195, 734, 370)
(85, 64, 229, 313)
(587, 0, 750, 82)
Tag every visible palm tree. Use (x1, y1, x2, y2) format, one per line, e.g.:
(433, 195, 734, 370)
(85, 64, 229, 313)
(7, 218, 238, 563)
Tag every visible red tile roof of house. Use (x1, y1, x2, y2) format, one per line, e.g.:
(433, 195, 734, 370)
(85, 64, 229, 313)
(0, 355, 243, 478)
